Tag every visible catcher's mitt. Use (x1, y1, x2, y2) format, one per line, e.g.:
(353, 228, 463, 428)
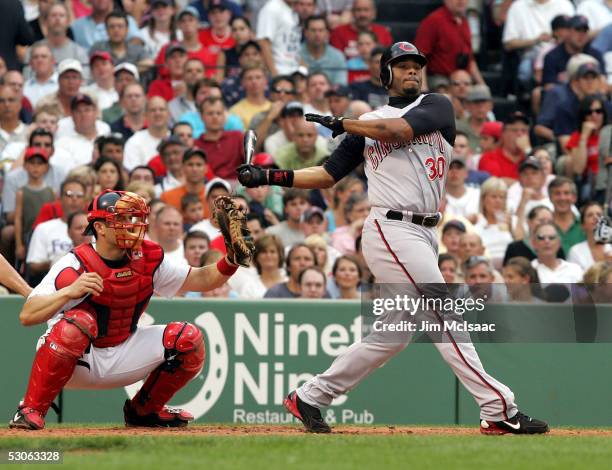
(213, 195, 255, 268)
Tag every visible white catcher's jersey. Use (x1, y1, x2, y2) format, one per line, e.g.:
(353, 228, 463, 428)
(361, 94, 454, 213)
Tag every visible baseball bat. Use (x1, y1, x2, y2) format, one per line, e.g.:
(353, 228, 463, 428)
(243, 130, 257, 166)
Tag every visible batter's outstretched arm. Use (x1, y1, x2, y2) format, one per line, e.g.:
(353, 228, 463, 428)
(237, 135, 365, 189)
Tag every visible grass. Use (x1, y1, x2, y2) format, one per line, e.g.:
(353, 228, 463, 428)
(2, 426, 612, 469)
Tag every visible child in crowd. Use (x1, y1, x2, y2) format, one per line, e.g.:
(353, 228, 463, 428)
(14, 147, 55, 262)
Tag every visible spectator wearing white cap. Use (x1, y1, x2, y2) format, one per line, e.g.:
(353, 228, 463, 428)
(81, 52, 118, 111)
(44, 2, 89, 74)
(189, 177, 232, 240)
(23, 42, 58, 108)
(37, 59, 84, 118)
(102, 62, 140, 124)
(53, 94, 109, 171)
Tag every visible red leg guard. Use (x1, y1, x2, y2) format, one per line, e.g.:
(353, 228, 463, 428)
(21, 309, 98, 417)
(131, 322, 205, 415)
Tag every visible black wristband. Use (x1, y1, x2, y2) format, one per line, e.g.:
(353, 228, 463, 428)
(268, 169, 294, 187)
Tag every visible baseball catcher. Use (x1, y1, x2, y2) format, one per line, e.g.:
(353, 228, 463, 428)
(10, 190, 254, 430)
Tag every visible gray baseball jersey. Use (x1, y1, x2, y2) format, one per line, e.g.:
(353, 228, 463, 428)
(323, 93, 456, 214)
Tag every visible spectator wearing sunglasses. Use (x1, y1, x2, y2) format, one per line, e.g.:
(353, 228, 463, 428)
(564, 95, 609, 203)
(250, 75, 297, 151)
(26, 178, 86, 283)
(531, 222, 584, 284)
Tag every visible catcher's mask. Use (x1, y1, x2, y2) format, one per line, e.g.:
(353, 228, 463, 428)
(84, 190, 149, 251)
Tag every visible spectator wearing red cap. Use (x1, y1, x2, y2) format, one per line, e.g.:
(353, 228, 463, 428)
(455, 85, 494, 152)
(329, 0, 392, 62)
(479, 121, 503, 158)
(81, 52, 118, 111)
(195, 97, 244, 180)
(414, 0, 485, 89)
(479, 112, 532, 185)
(14, 147, 55, 262)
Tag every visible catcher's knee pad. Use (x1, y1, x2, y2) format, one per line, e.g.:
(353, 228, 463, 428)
(131, 322, 205, 415)
(48, 309, 98, 358)
(22, 309, 97, 416)
(162, 321, 205, 372)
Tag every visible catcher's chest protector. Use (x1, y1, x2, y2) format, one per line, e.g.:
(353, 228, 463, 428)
(73, 240, 163, 348)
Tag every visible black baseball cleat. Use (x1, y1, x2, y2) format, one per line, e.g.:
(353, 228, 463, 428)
(480, 411, 549, 435)
(123, 400, 193, 428)
(283, 391, 331, 433)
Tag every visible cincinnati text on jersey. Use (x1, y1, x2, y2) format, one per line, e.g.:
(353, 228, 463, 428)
(366, 131, 447, 171)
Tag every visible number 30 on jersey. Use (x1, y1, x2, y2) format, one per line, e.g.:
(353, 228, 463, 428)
(425, 156, 446, 181)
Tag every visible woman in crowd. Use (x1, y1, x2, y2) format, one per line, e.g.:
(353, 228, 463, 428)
(240, 234, 286, 299)
(126, 181, 155, 205)
(324, 176, 364, 232)
(331, 192, 370, 255)
(502, 256, 541, 302)
(566, 95, 609, 203)
(474, 177, 514, 269)
(568, 201, 612, 270)
(331, 255, 361, 299)
(94, 157, 125, 193)
(438, 253, 458, 284)
(140, 0, 178, 58)
(217, 16, 254, 79)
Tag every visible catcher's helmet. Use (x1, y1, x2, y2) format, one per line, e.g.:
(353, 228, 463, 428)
(85, 190, 149, 250)
(379, 42, 427, 89)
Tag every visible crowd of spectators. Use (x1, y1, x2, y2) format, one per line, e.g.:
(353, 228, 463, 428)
(0, 0, 610, 301)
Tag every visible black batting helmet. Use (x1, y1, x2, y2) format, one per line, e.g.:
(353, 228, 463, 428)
(379, 42, 427, 89)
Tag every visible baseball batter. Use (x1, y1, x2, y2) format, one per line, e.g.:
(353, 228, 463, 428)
(237, 42, 549, 435)
(9, 190, 251, 430)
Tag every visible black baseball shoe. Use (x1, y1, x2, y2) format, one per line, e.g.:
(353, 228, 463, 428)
(480, 411, 549, 435)
(123, 400, 193, 428)
(283, 391, 331, 433)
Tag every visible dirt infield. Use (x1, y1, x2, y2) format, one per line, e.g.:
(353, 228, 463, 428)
(2, 425, 612, 438)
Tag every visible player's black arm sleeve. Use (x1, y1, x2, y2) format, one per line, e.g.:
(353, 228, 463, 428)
(402, 94, 456, 145)
(322, 135, 366, 182)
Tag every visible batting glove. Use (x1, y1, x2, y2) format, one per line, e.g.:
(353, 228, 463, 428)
(305, 113, 346, 138)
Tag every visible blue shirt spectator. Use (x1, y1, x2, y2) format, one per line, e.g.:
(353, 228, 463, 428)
(71, 13, 143, 51)
(300, 16, 348, 86)
(177, 110, 244, 139)
(542, 45, 605, 87)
